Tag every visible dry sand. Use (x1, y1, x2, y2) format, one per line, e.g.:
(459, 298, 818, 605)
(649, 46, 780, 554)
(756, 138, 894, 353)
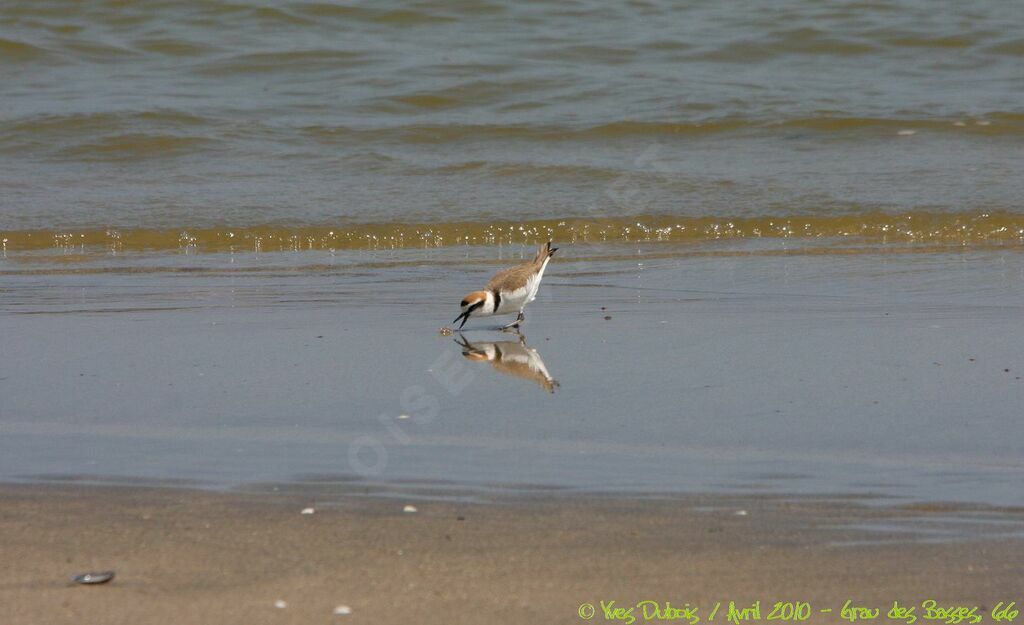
(1, 484, 1022, 625)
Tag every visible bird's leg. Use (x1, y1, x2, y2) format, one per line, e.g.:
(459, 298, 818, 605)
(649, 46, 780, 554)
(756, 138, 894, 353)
(500, 311, 525, 332)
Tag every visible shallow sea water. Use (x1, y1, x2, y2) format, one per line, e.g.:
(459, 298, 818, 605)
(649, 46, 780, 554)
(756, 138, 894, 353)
(1, 0, 1023, 232)
(2, 243, 1022, 506)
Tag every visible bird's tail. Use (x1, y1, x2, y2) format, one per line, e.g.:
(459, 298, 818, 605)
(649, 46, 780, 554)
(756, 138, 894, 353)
(534, 240, 558, 265)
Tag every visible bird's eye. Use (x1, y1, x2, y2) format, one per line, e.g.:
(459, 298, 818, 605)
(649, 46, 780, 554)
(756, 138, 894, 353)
(460, 300, 469, 307)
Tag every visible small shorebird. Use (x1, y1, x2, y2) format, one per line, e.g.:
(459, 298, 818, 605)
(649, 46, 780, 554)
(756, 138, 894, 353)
(453, 241, 557, 331)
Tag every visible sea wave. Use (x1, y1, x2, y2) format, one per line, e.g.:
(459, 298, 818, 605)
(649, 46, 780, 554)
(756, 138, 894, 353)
(3, 213, 1023, 258)
(0, 36, 52, 61)
(0, 111, 218, 159)
(194, 49, 370, 76)
(13, 111, 1017, 150)
(7, 111, 1016, 163)
(301, 115, 1024, 144)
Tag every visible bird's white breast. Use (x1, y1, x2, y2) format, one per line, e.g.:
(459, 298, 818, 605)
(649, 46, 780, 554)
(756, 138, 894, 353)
(497, 284, 530, 313)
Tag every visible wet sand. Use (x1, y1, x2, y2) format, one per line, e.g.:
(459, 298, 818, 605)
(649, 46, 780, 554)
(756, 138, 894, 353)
(2, 483, 1023, 625)
(2, 245, 1023, 505)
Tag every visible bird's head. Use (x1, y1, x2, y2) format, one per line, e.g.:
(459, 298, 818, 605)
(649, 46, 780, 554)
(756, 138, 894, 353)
(453, 290, 490, 329)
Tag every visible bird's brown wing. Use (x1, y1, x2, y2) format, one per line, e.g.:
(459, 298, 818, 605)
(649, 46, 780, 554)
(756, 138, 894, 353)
(485, 262, 534, 292)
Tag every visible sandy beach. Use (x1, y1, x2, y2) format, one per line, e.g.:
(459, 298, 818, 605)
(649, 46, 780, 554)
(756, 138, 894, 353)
(3, 1, 1024, 621)
(2, 483, 1023, 625)
(3, 246, 1023, 625)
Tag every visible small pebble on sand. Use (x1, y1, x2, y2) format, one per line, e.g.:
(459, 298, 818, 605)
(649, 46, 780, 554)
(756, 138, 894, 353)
(397, 414, 410, 420)
(897, 129, 916, 136)
(734, 510, 748, 516)
(403, 505, 418, 513)
(274, 600, 288, 609)
(334, 605, 353, 615)
(439, 327, 453, 336)
(301, 507, 315, 515)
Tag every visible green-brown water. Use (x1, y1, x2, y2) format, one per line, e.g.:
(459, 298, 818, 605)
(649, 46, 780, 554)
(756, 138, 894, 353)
(2, 213, 1024, 259)
(2, 0, 1023, 258)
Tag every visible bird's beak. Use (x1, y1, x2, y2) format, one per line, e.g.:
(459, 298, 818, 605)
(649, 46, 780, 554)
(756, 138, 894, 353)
(453, 311, 470, 329)
(550, 247, 558, 256)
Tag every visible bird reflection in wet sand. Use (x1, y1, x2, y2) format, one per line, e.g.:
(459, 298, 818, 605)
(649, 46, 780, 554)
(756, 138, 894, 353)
(454, 334, 560, 393)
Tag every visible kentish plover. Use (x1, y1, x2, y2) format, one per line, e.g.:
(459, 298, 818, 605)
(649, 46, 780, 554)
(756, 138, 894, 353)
(453, 241, 557, 331)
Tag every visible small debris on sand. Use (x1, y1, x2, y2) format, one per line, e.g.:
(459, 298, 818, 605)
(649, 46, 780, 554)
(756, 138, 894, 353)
(403, 505, 418, 513)
(438, 327, 453, 336)
(301, 507, 315, 515)
(604, 315, 612, 320)
(334, 605, 353, 615)
(734, 510, 748, 516)
(397, 414, 410, 420)
(274, 600, 288, 609)
(897, 129, 916, 136)
(72, 571, 115, 585)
